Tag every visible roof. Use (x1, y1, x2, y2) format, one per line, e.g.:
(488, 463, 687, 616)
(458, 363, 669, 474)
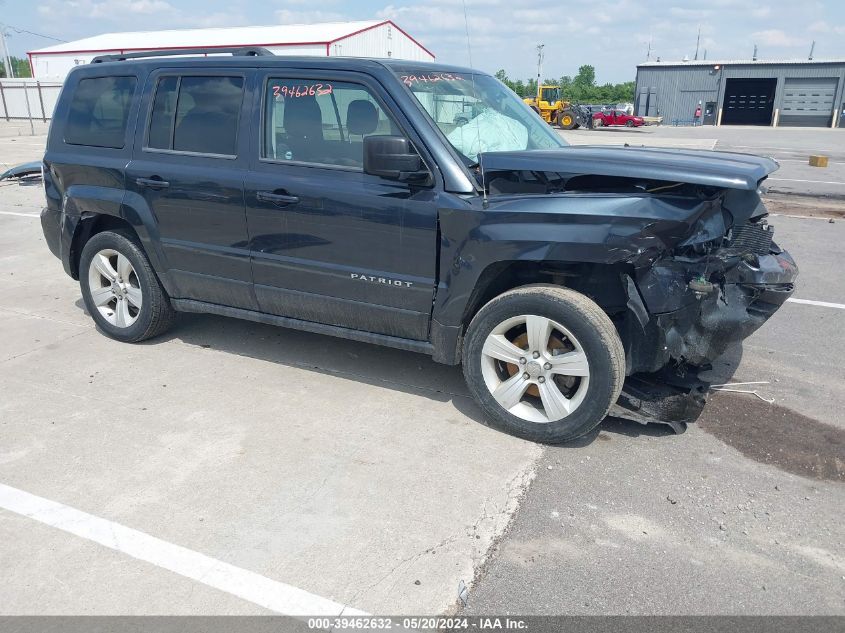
(638, 58, 845, 68)
(29, 20, 432, 57)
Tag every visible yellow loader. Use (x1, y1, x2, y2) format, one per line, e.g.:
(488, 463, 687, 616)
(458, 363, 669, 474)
(524, 85, 589, 130)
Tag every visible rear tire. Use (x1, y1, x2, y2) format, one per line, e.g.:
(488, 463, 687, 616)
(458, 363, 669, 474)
(463, 285, 624, 443)
(79, 230, 175, 343)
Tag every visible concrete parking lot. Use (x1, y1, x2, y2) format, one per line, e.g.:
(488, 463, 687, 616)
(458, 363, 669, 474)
(0, 128, 843, 616)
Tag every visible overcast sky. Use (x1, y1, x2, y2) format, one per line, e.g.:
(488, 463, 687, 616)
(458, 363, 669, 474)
(4, 0, 845, 83)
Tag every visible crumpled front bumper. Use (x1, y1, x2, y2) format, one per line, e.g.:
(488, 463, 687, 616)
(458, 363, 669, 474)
(626, 249, 797, 375)
(614, 248, 797, 428)
(657, 249, 796, 368)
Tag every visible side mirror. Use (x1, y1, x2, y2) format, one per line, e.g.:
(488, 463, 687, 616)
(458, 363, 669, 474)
(364, 135, 428, 183)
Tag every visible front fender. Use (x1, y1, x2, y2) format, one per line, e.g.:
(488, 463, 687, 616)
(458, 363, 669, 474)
(433, 193, 713, 326)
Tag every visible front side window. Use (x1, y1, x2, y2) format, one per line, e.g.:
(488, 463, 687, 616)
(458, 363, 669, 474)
(147, 75, 244, 156)
(395, 69, 567, 164)
(262, 78, 400, 168)
(65, 76, 137, 148)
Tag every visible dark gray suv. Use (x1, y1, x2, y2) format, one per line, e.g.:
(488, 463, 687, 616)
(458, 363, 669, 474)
(40, 49, 798, 442)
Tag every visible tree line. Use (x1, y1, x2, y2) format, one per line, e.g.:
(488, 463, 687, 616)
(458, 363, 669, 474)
(495, 65, 634, 104)
(0, 57, 33, 78)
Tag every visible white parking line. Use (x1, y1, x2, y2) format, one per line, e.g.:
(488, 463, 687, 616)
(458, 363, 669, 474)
(0, 211, 40, 217)
(787, 298, 845, 310)
(0, 483, 367, 616)
(770, 213, 839, 220)
(768, 178, 845, 186)
(774, 158, 839, 164)
(721, 144, 841, 153)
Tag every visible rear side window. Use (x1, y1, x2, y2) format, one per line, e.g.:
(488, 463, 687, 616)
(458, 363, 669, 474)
(64, 76, 137, 149)
(147, 76, 244, 157)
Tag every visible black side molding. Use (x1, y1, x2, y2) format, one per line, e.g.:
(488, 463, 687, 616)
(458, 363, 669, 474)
(91, 47, 274, 63)
(171, 299, 435, 356)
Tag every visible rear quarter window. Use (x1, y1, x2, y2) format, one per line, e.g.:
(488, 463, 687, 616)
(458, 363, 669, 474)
(64, 76, 137, 149)
(146, 75, 244, 157)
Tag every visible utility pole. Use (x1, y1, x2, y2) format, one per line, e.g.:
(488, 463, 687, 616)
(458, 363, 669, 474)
(809, 40, 815, 60)
(536, 43, 544, 100)
(694, 26, 701, 60)
(646, 39, 652, 61)
(0, 24, 12, 79)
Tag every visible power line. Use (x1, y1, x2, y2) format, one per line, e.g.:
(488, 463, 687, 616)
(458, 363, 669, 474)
(1, 23, 67, 43)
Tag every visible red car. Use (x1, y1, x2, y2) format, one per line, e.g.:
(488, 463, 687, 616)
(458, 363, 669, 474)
(593, 110, 646, 127)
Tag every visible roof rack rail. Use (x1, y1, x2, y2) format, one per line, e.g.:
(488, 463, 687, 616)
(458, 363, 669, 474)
(91, 47, 275, 64)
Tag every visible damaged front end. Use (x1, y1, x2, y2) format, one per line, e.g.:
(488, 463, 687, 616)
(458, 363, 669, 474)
(618, 190, 798, 430)
(478, 146, 798, 430)
(630, 218, 796, 372)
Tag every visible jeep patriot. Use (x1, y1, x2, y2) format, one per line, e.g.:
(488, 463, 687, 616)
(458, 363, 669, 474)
(40, 49, 798, 442)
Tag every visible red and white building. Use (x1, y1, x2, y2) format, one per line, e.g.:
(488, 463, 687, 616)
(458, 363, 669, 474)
(28, 20, 435, 81)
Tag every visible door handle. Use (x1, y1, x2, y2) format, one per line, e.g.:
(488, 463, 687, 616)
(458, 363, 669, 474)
(257, 191, 300, 205)
(136, 177, 170, 189)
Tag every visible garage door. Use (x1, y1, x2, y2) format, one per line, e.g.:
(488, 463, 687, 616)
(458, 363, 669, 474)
(635, 86, 658, 117)
(780, 78, 838, 127)
(721, 78, 776, 125)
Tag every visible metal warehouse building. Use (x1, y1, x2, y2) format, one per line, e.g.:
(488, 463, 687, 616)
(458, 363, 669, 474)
(27, 20, 434, 82)
(635, 59, 845, 128)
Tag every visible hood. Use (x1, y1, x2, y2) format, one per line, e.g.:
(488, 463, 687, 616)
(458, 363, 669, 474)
(479, 146, 779, 191)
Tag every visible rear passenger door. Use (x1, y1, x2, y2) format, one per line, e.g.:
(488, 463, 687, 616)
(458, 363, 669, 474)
(243, 71, 439, 341)
(126, 68, 257, 310)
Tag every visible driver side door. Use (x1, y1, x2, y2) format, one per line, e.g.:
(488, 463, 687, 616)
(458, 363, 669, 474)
(243, 71, 440, 341)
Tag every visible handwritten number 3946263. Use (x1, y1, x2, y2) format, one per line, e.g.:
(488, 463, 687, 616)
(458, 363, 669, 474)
(272, 84, 333, 100)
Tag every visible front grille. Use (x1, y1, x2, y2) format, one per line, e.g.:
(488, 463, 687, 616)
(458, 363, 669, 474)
(724, 221, 774, 256)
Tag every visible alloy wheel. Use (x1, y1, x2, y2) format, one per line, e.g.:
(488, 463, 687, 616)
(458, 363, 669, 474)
(480, 314, 590, 423)
(87, 248, 142, 328)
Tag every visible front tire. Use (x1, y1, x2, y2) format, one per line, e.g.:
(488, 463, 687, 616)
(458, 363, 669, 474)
(463, 285, 624, 443)
(80, 230, 175, 343)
